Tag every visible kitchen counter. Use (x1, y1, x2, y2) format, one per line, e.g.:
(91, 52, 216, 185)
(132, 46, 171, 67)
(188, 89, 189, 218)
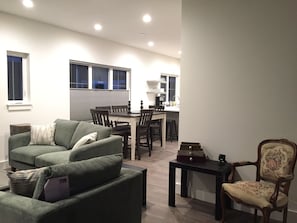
(164, 106, 180, 112)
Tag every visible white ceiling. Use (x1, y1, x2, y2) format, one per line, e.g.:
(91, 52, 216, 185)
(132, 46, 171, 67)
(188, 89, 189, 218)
(0, 0, 181, 59)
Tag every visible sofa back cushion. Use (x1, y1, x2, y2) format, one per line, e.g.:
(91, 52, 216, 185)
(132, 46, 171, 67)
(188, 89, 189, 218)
(54, 119, 79, 149)
(33, 154, 122, 200)
(69, 121, 111, 149)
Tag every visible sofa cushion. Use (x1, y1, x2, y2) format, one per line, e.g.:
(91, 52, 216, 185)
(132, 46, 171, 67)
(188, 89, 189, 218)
(7, 167, 45, 197)
(33, 154, 122, 200)
(35, 151, 71, 167)
(69, 122, 111, 149)
(10, 145, 67, 165)
(30, 123, 56, 146)
(54, 119, 79, 149)
(72, 132, 97, 150)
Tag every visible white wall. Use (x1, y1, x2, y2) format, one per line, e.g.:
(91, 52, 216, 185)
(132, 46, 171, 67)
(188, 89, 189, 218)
(0, 12, 180, 163)
(181, 0, 297, 220)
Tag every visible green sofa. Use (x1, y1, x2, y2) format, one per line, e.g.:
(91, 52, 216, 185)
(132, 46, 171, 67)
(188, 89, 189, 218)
(8, 119, 122, 170)
(0, 155, 143, 223)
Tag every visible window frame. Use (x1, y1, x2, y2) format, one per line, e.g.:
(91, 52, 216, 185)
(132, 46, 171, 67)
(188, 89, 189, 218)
(70, 60, 130, 91)
(6, 51, 32, 111)
(160, 73, 177, 103)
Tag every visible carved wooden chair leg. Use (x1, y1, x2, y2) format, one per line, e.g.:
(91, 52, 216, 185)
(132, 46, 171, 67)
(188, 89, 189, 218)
(283, 206, 288, 223)
(262, 209, 270, 223)
(220, 187, 226, 223)
(254, 209, 258, 223)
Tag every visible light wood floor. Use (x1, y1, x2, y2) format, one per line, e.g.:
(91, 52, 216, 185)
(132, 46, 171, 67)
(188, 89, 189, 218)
(124, 141, 281, 223)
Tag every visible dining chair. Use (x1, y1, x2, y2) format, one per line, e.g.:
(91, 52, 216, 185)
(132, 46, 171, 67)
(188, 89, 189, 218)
(90, 108, 130, 158)
(95, 106, 112, 112)
(111, 105, 128, 113)
(90, 109, 111, 126)
(221, 138, 297, 223)
(148, 105, 164, 147)
(111, 105, 130, 127)
(135, 109, 154, 160)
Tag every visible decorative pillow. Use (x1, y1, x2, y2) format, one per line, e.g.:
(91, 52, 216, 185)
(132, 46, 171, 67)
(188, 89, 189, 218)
(72, 132, 97, 150)
(30, 123, 56, 145)
(7, 168, 45, 197)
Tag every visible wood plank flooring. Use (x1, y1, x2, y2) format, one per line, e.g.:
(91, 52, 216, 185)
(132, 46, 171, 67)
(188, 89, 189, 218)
(124, 141, 281, 223)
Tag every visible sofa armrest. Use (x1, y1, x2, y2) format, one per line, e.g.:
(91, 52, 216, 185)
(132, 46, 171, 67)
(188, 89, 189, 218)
(69, 135, 122, 161)
(0, 191, 66, 223)
(8, 132, 31, 152)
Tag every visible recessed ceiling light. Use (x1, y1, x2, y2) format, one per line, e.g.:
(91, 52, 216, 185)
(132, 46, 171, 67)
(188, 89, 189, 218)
(23, 0, 34, 8)
(142, 14, 152, 23)
(148, 41, 154, 47)
(94, 23, 103, 31)
(178, 50, 182, 55)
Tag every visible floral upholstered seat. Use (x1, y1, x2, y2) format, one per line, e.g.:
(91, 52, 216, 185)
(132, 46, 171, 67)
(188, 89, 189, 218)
(221, 139, 297, 223)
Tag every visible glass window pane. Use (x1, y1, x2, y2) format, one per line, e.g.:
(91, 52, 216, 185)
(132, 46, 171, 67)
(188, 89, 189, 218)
(70, 64, 88, 88)
(7, 56, 23, 100)
(113, 70, 126, 90)
(92, 66, 108, 89)
(169, 76, 176, 101)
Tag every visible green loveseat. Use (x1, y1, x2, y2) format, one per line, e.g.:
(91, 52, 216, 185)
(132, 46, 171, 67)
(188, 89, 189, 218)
(8, 119, 122, 170)
(0, 155, 143, 223)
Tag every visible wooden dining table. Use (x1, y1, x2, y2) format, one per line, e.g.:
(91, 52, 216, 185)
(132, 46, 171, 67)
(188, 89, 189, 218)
(109, 111, 167, 160)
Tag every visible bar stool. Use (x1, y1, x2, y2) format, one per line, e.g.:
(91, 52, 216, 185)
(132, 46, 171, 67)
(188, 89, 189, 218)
(166, 119, 178, 141)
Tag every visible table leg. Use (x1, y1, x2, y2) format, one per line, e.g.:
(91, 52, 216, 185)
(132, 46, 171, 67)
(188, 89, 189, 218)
(181, 169, 188, 197)
(215, 175, 223, 220)
(130, 119, 137, 160)
(161, 114, 166, 148)
(168, 164, 176, 207)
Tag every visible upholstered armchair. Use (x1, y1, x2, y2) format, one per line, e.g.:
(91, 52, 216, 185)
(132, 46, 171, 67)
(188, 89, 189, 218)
(221, 139, 297, 223)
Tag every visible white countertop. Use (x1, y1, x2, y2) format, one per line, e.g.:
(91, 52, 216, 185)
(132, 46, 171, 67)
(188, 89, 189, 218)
(164, 106, 180, 112)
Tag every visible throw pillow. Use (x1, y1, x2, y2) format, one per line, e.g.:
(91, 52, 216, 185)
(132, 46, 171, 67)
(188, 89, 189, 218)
(7, 167, 45, 197)
(72, 132, 97, 150)
(30, 123, 56, 145)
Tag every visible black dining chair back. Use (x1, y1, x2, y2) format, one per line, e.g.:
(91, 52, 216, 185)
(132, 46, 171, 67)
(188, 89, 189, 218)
(148, 105, 164, 147)
(138, 109, 153, 127)
(112, 105, 128, 113)
(135, 109, 154, 160)
(90, 109, 112, 127)
(95, 106, 112, 113)
(111, 105, 130, 127)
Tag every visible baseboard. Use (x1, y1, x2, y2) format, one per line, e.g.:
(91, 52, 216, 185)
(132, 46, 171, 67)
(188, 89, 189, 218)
(189, 189, 297, 222)
(287, 209, 297, 223)
(0, 160, 9, 170)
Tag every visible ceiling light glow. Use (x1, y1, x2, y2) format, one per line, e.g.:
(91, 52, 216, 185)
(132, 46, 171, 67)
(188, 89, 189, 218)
(178, 50, 182, 55)
(148, 41, 154, 47)
(23, 0, 34, 8)
(94, 23, 103, 31)
(142, 14, 152, 23)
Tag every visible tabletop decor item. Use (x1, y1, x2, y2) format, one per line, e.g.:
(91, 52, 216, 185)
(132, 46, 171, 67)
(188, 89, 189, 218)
(140, 100, 143, 110)
(128, 101, 131, 113)
(177, 142, 207, 163)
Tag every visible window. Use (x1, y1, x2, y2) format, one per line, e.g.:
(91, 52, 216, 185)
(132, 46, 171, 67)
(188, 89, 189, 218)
(161, 74, 176, 102)
(70, 61, 129, 91)
(70, 64, 88, 88)
(169, 76, 176, 101)
(92, 66, 108, 89)
(7, 56, 23, 100)
(7, 51, 30, 108)
(113, 69, 127, 90)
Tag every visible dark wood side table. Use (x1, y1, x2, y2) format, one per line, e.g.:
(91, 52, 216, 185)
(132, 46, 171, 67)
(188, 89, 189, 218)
(10, 123, 31, 136)
(168, 159, 231, 220)
(122, 163, 147, 206)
